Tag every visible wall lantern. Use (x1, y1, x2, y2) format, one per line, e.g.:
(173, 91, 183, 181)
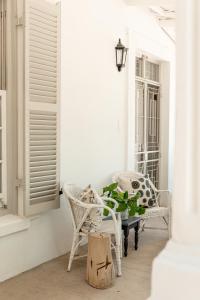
(115, 39, 128, 72)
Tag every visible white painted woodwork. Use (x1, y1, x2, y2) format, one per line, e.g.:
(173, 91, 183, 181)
(149, 0, 200, 299)
(0, 91, 7, 208)
(127, 30, 172, 196)
(0, 214, 30, 237)
(0, 0, 6, 90)
(24, 0, 60, 216)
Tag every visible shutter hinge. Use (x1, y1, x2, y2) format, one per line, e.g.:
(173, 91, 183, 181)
(16, 16, 23, 27)
(16, 178, 24, 188)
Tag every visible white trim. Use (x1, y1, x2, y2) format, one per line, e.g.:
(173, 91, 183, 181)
(159, 61, 170, 192)
(0, 91, 7, 207)
(127, 30, 136, 170)
(127, 29, 171, 190)
(24, 0, 60, 216)
(0, 214, 30, 237)
(16, 0, 25, 216)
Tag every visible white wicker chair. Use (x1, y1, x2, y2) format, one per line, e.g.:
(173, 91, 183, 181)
(63, 183, 122, 276)
(112, 171, 171, 231)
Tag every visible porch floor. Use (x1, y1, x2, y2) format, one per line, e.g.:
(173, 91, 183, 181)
(0, 218, 168, 300)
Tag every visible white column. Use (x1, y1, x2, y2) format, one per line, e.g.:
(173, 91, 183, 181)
(149, 0, 200, 299)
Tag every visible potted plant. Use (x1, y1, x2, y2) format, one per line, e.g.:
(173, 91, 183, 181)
(102, 182, 145, 220)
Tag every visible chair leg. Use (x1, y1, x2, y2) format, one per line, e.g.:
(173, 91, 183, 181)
(67, 234, 79, 272)
(120, 231, 123, 259)
(115, 233, 122, 277)
(163, 216, 171, 238)
(75, 236, 81, 256)
(162, 216, 168, 226)
(140, 219, 145, 231)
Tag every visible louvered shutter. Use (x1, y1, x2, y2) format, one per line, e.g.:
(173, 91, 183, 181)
(24, 0, 60, 216)
(0, 91, 7, 208)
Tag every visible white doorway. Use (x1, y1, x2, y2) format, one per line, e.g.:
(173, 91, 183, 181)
(127, 30, 174, 192)
(135, 56, 161, 188)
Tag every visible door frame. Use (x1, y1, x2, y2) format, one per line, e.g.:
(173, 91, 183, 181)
(126, 29, 174, 191)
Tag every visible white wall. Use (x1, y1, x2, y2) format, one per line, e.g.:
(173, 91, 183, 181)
(0, 0, 175, 281)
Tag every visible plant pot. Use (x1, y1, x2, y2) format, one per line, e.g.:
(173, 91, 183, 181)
(121, 210, 129, 220)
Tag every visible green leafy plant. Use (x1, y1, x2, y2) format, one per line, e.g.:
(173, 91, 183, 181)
(102, 182, 145, 217)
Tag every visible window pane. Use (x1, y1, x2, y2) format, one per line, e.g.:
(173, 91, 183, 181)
(145, 61, 159, 82)
(146, 160, 160, 189)
(136, 162, 145, 174)
(136, 57, 143, 77)
(135, 81, 145, 153)
(146, 85, 160, 152)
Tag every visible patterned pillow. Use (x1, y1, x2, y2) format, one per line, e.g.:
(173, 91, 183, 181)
(118, 175, 156, 208)
(79, 185, 102, 233)
(131, 175, 156, 208)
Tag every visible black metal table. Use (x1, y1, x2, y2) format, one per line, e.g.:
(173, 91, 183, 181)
(122, 216, 141, 257)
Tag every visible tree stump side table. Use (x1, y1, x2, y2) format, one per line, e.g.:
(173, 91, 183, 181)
(86, 232, 114, 289)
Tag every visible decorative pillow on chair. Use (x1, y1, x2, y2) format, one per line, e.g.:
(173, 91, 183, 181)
(118, 176, 133, 194)
(132, 175, 157, 208)
(79, 185, 102, 233)
(118, 175, 156, 208)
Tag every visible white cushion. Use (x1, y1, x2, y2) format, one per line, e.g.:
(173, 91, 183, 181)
(79, 185, 102, 233)
(143, 206, 168, 218)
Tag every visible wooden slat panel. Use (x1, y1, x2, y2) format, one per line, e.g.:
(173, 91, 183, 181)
(30, 18, 57, 34)
(30, 50, 57, 63)
(30, 8, 57, 23)
(30, 62, 56, 73)
(30, 180, 56, 188)
(31, 30, 57, 43)
(30, 78, 57, 88)
(25, 0, 60, 215)
(30, 175, 57, 183)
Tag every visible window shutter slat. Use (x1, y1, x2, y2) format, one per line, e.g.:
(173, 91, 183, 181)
(24, 0, 60, 216)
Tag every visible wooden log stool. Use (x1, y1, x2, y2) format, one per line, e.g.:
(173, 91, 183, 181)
(86, 232, 114, 289)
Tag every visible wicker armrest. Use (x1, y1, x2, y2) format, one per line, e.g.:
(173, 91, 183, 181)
(101, 197, 122, 221)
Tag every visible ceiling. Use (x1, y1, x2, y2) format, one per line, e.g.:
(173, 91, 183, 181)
(149, 6, 176, 42)
(123, 1, 176, 43)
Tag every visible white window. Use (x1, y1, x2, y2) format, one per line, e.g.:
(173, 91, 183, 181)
(135, 56, 161, 188)
(0, 0, 60, 216)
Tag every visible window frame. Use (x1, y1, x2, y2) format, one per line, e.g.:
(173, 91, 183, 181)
(0, 0, 18, 215)
(127, 29, 170, 193)
(0, 0, 60, 218)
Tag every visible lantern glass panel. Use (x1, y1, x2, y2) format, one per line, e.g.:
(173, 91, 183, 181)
(123, 49, 128, 66)
(116, 48, 123, 66)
